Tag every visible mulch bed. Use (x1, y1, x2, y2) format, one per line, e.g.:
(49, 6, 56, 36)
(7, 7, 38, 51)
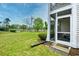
(68, 47, 79, 56)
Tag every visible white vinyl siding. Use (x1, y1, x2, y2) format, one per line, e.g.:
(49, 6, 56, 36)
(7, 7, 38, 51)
(76, 4, 79, 48)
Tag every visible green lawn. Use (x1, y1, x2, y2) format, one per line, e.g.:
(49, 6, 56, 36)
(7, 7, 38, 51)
(0, 32, 61, 56)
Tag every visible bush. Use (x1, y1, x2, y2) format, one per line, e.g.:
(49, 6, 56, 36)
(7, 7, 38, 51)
(38, 33, 47, 41)
(10, 29, 16, 32)
(0, 28, 5, 31)
(0, 27, 6, 31)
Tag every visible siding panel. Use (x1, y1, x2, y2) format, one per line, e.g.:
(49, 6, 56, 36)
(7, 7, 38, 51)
(76, 4, 79, 48)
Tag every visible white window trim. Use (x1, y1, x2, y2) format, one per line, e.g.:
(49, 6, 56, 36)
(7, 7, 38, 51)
(55, 13, 58, 42)
(58, 32, 70, 34)
(57, 15, 71, 46)
(50, 12, 71, 46)
(56, 40, 70, 46)
(57, 14, 71, 19)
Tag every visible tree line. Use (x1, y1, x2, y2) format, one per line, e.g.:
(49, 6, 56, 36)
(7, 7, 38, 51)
(0, 17, 47, 32)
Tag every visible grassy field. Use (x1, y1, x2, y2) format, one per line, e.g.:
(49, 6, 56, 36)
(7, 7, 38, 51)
(0, 32, 61, 56)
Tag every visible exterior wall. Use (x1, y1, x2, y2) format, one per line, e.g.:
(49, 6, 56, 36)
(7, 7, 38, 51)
(76, 4, 79, 48)
(70, 4, 79, 48)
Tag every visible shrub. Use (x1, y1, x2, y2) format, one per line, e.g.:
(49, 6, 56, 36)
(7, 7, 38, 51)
(10, 29, 16, 32)
(38, 33, 47, 41)
(0, 27, 6, 31)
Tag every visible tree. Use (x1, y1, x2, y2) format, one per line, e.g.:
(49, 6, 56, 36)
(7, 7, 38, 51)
(0, 21, 2, 26)
(0, 21, 2, 23)
(20, 24, 27, 31)
(0, 21, 2, 30)
(44, 21, 48, 30)
(33, 17, 43, 32)
(10, 24, 19, 29)
(3, 18, 11, 31)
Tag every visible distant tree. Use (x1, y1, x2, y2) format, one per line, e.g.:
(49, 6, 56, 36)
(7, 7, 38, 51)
(3, 18, 11, 31)
(0, 21, 2, 26)
(0, 21, 2, 30)
(33, 17, 43, 32)
(0, 21, 2, 23)
(20, 24, 27, 31)
(10, 24, 18, 29)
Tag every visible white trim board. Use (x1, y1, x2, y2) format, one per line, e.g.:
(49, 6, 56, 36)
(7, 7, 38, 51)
(56, 40, 70, 46)
(58, 32, 70, 34)
(46, 4, 51, 41)
(50, 5, 72, 14)
(57, 14, 71, 19)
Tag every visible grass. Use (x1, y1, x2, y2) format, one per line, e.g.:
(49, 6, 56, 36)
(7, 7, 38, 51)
(0, 32, 61, 56)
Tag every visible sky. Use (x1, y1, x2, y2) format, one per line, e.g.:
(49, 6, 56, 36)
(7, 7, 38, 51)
(0, 3, 48, 25)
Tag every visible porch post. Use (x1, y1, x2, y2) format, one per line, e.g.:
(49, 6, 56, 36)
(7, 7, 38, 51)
(46, 3, 50, 41)
(55, 13, 58, 42)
